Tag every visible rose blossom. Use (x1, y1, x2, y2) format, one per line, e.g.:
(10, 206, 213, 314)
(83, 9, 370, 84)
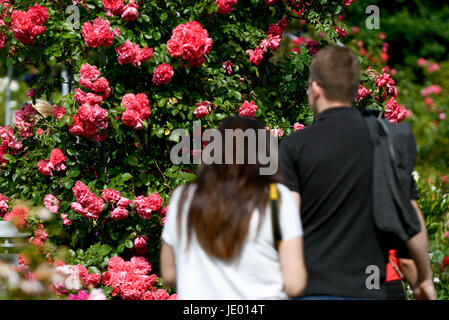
(49, 148, 66, 166)
(37, 159, 54, 176)
(384, 97, 406, 123)
(4, 205, 28, 229)
(102, 188, 121, 204)
(11, 5, 49, 45)
(335, 26, 347, 38)
(61, 213, 72, 226)
(110, 207, 129, 220)
(222, 60, 235, 74)
(134, 236, 148, 255)
(70, 181, 105, 219)
(0, 193, 9, 216)
(121, 93, 151, 130)
(103, 0, 125, 16)
(239, 100, 258, 117)
(193, 101, 213, 119)
(216, 0, 238, 14)
(44, 194, 59, 214)
(117, 197, 131, 208)
(133, 193, 163, 219)
(294, 123, 305, 132)
(121, 1, 139, 21)
(116, 40, 153, 67)
(356, 84, 373, 102)
(52, 105, 66, 120)
(81, 17, 115, 48)
(246, 47, 264, 66)
(167, 21, 213, 68)
(152, 63, 174, 85)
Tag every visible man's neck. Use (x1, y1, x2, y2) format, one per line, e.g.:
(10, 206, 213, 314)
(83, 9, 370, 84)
(316, 101, 352, 115)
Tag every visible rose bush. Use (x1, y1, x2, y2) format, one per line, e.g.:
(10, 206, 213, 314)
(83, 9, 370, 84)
(0, 0, 396, 299)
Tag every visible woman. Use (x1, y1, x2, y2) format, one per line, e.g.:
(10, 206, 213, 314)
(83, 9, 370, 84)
(160, 116, 307, 300)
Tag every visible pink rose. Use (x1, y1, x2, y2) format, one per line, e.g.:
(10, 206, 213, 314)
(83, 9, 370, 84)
(294, 123, 305, 132)
(152, 63, 174, 85)
(43, 194, 59, 214)
(239, 100, 258, 117)
(133, 237, 148, 255)
(102, 188, 121, 204)
(110, 206, 129, 220)
(121, 2, 139, 21)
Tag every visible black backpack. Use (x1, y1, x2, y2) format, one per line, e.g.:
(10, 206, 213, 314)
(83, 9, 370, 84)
(364, 115, 421, 242)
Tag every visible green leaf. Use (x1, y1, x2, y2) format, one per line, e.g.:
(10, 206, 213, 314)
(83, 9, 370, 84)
(62, 177, 74, 189)
(125, 239, 133, 249)
(99, 244, 111, 256)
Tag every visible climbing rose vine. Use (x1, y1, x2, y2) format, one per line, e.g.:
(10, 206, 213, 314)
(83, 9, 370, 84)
(0, 0, 390, 300)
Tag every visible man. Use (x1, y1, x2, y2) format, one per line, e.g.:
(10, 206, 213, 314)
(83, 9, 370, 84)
(279, 45, 435, 300)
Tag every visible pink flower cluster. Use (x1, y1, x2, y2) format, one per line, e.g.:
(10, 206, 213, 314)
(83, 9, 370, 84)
(133, 193, 163, 219)
(289, 0, 311, 16)
(81, 17, 117, 48)
(342, 0, 355, 6)
(0, 193, 9, 217)
(0, 33, 5, 50)
(14, 103, 36, 138)
(44, 194, 59, 214)
(246, 18, 287, 66)
(11, 4, 49, 45)
(335, 26, 347, 38)
(417, 58, 440, 72)
(37, 148, 66, 176)
(103, 0, 139, 22)
(4, 205, 28, 230)
(194, 101, 216, 119)
(271, 128, 284, 137)
(356, 84, 373, 103)
(216, 0, 238, 14)
(55, 261, 101, 290)
(294, 123, 306, 132)
(167, 21, 213, 68)
(222, 60, 235, 74)
(53, 105, 67, 120)
(70, 181, 105, 219)
(29, 223, 48, 248)
(116, 40, 154, 67)
(0, 126, 22, 163)
(420, 84, 442, 97)
(306, 41, 320, 56)
(121, 93, 151, 130)
(375, 72, 398, 99)
(152, 63, 174, 86)
(102, 188, 131, 220)
(70, 64, 110, 142)
(239, 100, 258, 117)
(134, 236, 148, 255)
(384, 96, 407, 124)
(67, 289, 107, 300)
(101, 256, 176, 300)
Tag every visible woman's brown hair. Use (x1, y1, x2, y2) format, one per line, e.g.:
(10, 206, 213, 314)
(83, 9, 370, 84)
(178, 116, 279, 260)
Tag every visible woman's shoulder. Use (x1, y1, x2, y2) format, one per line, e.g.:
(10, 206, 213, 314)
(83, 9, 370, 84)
(275, 183, 292, 195)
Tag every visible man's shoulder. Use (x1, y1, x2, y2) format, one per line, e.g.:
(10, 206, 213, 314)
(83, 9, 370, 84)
(282, 124, 315, 146)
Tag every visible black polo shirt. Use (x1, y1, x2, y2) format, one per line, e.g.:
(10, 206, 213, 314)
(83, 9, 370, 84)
(279, 106, 389, 299)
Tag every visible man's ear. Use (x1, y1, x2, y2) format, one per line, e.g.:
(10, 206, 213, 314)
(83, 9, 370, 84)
(310, 80, 322, 100)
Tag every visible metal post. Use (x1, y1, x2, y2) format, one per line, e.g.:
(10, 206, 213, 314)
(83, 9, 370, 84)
(4, 64, 13, 126)
(61, 66, 70, 97)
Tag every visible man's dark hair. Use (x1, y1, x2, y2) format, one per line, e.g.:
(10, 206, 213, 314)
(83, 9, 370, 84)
(309, 45, 361, 102)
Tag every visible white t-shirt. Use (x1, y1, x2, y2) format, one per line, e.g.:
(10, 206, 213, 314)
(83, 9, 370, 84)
(161, 183, 303, 300)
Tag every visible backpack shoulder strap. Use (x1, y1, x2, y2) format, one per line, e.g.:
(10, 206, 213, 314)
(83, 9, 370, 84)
(269, 183, 282, 251)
